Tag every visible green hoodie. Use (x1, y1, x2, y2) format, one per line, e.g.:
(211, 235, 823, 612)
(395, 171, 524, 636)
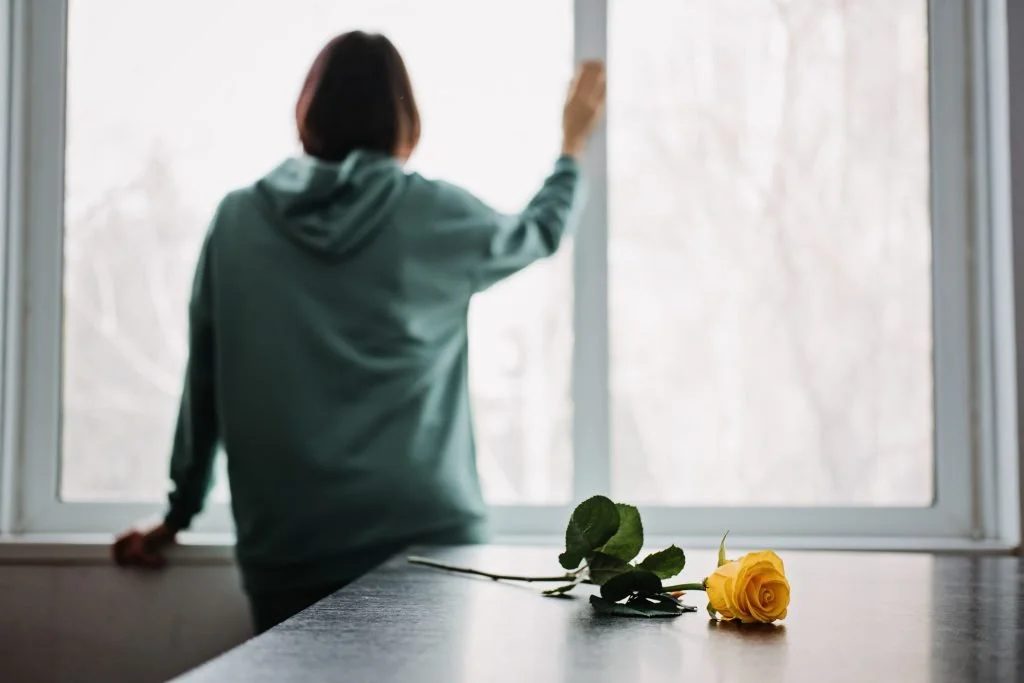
(164, 151, 584, 595)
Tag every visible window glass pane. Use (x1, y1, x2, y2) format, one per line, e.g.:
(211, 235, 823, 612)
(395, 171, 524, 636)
(61, 0, 573, 505)
(609, 0, 933, 505)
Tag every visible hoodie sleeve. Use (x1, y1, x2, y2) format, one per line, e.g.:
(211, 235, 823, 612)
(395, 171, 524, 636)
(163, 227, 220, 531)
(431, 155, 585, 293)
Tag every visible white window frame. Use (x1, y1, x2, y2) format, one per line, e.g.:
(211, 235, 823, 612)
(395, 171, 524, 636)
(1, 0, 1018, 544)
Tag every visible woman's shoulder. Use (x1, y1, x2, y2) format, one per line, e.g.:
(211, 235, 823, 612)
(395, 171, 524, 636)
(207, 187, 252, 224)
(399, 171, 493, 223)
(197, 185, 266, 248)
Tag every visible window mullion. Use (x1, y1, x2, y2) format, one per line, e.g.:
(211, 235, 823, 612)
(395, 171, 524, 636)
(18, 0, 68, 532)
(928, 0, 977, 536)
(0, 0, 17, 534)
(572, 0, 610, 501)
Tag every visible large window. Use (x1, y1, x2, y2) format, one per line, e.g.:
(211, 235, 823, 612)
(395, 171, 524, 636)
(608, 0, 932, 506)
(8, 0, 1012, 539)
(59, 0, 573, 506)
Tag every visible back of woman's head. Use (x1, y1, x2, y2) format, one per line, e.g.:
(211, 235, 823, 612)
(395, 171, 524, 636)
(296, 31, 420, 163)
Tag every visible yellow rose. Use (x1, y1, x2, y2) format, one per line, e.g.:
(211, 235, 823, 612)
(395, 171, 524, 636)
(705, 551, 790, 623)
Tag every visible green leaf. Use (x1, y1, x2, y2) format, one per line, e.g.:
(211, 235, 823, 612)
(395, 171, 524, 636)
(642, 593, 688, 610)
(597, 504, 644, 562)
(586, 552, 632, 585)
(543, 583, 581, 597)
(558, 495, 621, 570)
(631, 593, 699, 615)
(707, 601, 718, 619)
(600, 569, 663, 602)
(717, 531, 731, 567)
(636, 545, 686, 580)
(590, 595, 695, 618)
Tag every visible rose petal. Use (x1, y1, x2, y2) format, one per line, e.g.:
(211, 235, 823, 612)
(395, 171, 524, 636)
(744, 574, 772, 622)
(734, 560, 765, 617)
(761, 578, 791, 621)
(722, 564, 747, 619)
(742, 551, 785, 575)
(706, 561, 741, 619)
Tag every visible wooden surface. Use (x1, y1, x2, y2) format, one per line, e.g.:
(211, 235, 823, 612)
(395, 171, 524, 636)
(172, 545, 1024, 682)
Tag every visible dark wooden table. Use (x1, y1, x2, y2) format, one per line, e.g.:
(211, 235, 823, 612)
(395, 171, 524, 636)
(172, 545, 1023, 682)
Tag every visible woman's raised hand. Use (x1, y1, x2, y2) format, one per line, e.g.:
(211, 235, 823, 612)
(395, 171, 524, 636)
(562, 60, 606, 158)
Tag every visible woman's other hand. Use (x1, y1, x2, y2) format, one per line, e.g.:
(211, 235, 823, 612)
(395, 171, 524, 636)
(562, 60, 606, 158)
(112, 522, 178, 569)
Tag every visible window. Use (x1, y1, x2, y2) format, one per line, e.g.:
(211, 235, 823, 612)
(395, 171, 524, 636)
(608, 0, 933, 506)
(59, 0, 573, 507)
(8, 0, 1014, 540)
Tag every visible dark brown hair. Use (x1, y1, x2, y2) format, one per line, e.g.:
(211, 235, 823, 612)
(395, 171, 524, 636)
(295, 31, 421, 163)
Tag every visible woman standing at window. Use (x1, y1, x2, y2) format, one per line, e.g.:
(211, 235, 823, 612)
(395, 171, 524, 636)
(112, 31, 605, 634)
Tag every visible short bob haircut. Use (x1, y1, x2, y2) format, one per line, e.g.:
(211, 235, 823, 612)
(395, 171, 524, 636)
(295, 31, 421, 163)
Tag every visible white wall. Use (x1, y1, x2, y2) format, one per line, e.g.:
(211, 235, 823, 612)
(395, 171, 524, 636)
(0, 562, 250, 683)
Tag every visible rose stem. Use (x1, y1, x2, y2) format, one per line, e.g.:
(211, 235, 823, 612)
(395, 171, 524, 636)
(661, 582, 707, 592)
(407, 556, 574, 583)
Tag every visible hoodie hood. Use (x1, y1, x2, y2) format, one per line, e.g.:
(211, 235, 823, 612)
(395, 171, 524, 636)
(254, 150, 408, 259)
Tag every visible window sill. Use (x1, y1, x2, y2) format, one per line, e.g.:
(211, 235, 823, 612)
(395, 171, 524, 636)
(502, 534, 1019, 554)
(0, 533, 1016, 565)
(0, 532, 237, 565)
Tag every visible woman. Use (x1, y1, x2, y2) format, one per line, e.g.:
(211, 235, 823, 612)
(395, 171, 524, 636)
(113, 31, 605, 634)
